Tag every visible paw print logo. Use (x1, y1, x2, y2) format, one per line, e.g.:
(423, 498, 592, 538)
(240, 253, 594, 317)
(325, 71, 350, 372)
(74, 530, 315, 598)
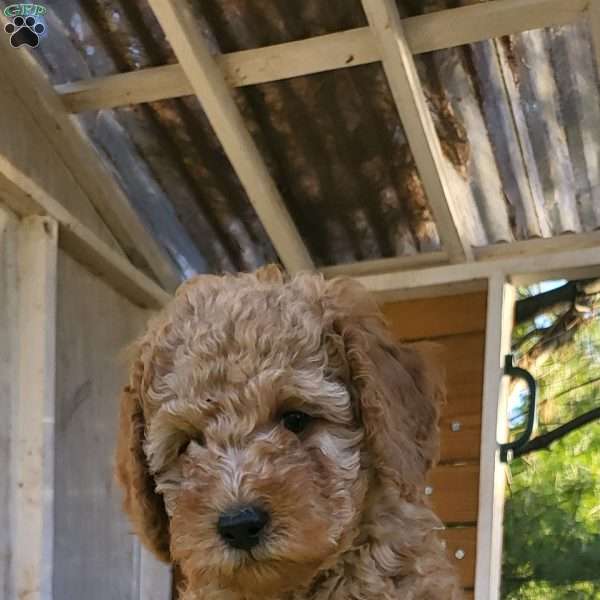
(5, 15, 46, 48)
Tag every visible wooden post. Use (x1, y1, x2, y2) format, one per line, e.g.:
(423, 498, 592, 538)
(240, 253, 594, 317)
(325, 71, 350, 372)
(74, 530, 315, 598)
(11, 216, 58, 600)
(474, 274, 515, 600)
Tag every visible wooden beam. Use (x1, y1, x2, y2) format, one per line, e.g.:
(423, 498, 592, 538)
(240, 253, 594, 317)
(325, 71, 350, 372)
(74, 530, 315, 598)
(0, 23, 180, 292)
(57, 28, 378, 113)
(474, 275, 514, 600)
(475, 231, 600, 261)
(319, 250, 448, 278)
(56, 0, 588, 113)
(147, 0, 313, 275)
(355, 242, 600, 300)
(11, 216, 58, 600)
(362, 0, 473, 263)
(0, 163, 171, 310)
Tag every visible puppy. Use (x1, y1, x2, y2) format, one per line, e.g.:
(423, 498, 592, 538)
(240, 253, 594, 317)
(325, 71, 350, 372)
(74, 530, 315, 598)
(116, 266, 462, 599)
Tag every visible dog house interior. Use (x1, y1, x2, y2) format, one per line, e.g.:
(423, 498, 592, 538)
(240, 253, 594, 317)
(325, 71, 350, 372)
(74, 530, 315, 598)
(1, 1, 599, 599)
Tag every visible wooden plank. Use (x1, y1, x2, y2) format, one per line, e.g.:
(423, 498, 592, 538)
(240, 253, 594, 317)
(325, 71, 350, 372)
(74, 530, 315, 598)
(362, 0, 473, 263)
(0, 169, 170, 310)
(439, 332, 485, 463)
(436, 333, 485, 420)
(57, 0, 588, 113)
(11, 216, 58, 600)
(441, 527, 477, 588)
(439, 413, 481, 464)
(382, 291, 487, 340)
(53, 251, 158, 599)
(356, 243, 600, 299)
(474, 275, 515, 600)
(320, 251, 448, 280)
(0, 207, 18, 598)
(381, 294, 486, 464)
(147, 0, 313, 275)
(0, 24, 180, 292)
(427, 463, 479, 524)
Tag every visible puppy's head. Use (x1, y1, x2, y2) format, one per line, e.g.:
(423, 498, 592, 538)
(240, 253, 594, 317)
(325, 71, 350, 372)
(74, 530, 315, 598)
(116, 266, 443, 596)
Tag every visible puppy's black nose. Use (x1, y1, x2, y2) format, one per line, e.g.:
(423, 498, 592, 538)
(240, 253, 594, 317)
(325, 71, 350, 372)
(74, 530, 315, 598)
(217, 506, 269, 550)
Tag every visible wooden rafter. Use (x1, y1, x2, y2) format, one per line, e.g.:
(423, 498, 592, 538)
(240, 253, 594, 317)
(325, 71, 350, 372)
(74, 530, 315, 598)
(56, 0, 588, 113)
(0, 25, 181, 292)
(362, 0, 473, 263)
(147, 0, 313, 275)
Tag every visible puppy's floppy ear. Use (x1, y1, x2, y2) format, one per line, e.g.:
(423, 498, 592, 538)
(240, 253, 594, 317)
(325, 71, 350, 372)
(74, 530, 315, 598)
(115, 358, 171, 562)
(324, 279, 444, 492)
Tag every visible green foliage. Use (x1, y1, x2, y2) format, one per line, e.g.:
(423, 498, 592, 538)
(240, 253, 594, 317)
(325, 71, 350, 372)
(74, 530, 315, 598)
(501, 283, 600, 599)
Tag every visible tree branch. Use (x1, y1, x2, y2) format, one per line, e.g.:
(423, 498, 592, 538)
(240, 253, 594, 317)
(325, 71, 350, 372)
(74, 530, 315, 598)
(513, 406, 600, 458)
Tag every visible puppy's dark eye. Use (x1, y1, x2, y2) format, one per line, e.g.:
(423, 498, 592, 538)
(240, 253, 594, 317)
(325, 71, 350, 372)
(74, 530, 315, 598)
(281, 411, 312, 434)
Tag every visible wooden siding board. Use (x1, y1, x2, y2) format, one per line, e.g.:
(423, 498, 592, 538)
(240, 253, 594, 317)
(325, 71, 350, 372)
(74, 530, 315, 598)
(53, 250, 151, 599)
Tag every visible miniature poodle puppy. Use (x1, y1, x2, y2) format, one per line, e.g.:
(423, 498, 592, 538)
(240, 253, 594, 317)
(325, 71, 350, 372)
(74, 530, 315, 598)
(116, 266, 463, 599)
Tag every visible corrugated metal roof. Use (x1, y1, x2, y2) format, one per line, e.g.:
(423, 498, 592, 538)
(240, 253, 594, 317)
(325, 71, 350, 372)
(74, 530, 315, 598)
(3, 0, 599, 279)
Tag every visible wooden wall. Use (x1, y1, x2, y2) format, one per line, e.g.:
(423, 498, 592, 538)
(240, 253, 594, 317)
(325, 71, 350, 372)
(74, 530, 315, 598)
(382, 291, 488, 598)
(0, 208, 171, 599)
(53, 251, 171, 599)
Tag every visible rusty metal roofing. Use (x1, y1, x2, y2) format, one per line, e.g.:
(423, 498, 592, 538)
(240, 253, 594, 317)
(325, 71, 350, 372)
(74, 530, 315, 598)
(3, 0, 600, 279)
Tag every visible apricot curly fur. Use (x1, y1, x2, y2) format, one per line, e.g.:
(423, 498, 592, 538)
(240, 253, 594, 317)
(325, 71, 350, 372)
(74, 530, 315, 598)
(115, 266, 462, 599)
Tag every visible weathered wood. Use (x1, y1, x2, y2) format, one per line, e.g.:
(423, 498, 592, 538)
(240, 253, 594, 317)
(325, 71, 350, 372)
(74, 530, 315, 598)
(470, 39, 549, 240)
(57, 0, 588, 113)
(362, 0, 473, 263)
(431, 47, 511, 246)
(0, 24, 180, 291)
(11, 216, 58, 600)
(441, 527, 477, 588)
(148, 0, 313, 275)
(0, 207, 18, 599)
(549, 21, 600, 229)
(0, 171, 170, 310)
(427, 463, 479, 524)
(52, 251, 167, 599)
(474, 276, 515, 600)
(509, 30, 580, 234)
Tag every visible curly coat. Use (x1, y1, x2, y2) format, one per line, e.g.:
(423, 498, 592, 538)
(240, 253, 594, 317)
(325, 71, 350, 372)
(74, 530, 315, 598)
(116, 266, 463, 599)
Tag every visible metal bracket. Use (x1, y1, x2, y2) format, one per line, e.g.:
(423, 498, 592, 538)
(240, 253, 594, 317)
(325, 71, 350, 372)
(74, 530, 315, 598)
(499, 354, 538, 463)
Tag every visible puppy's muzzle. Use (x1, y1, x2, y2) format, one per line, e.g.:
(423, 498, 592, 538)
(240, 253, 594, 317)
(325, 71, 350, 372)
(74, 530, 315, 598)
(217, 505, 270, 551)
